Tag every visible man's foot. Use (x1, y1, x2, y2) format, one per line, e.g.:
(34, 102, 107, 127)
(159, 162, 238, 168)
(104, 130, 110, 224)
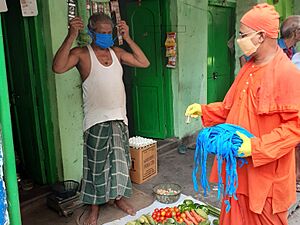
(83, 205, 99, 225)
(115, 198, 136, 216)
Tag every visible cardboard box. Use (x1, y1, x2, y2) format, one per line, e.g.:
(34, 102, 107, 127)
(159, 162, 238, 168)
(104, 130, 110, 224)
(130, 143, 157, 184)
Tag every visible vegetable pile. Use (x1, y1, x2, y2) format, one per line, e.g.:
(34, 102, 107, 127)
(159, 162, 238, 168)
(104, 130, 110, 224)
(156, 188, 180, 195)
(126, 199, 220, 225)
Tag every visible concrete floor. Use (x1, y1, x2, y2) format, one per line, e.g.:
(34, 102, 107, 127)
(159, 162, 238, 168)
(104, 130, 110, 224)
(21, 147, 300, 225)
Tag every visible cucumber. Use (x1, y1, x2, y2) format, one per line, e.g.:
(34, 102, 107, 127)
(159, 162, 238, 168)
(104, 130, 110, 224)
(194, 203, 201, 208)
(199, 205, 209, 214)
(166, 218, 176, 223)
(139, 215, 149, 224)
(145, 214, 156, 225)
(125, 221, 136, 225)
(199, 219, 211, 225)
(213, 218, 219, 225)
(135, 221, 142, 225)
(206, 204, 221, 217)
(195, 208, 208, 220)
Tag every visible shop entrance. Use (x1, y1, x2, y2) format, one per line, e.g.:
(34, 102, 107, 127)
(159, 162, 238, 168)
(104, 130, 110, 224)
(1, 0, 56, 188)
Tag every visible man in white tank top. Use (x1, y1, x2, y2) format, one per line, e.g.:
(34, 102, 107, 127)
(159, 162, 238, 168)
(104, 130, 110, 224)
(53, 13, 149, 225)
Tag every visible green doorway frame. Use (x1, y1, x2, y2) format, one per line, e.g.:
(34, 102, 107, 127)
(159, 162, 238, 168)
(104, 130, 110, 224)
(0, 17, 22, 225)
(207, 1, 236, 103)
(161, 0, 175, 138)
(123, 0, 174, 138)
(2, 0, 57, 184)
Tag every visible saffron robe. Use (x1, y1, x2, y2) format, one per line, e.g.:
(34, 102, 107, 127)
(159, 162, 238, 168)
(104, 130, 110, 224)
(201, 47, 300, 224)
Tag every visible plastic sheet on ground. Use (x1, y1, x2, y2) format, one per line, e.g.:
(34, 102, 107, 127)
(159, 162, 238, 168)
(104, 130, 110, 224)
(103, 194, 218, 225)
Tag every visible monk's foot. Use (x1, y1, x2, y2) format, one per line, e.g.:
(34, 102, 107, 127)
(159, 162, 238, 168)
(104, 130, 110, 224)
(115, 198, 136, 216)
(83, 205, 99, 225)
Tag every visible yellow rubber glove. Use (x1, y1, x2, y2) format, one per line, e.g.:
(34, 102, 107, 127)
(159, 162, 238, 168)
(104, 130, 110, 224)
(185, 103, 202, 118)
(236, 131, 252, 157)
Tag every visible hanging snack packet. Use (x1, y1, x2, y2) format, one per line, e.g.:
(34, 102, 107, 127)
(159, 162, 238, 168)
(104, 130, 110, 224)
(165, 32, 176, 47)
(166, 46, 176, 57)
(167, 56, 177, 68)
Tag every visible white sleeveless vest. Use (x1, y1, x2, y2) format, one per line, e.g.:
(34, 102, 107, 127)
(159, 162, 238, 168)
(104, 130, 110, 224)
(82, 45, 127, 131)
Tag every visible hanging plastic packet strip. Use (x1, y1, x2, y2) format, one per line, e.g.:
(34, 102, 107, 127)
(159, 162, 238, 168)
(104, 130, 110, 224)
(67, 0, 76, 22)
(92, 1, 98, 13)
(110, 0, 123, 45)
(165, 32, 177, 68)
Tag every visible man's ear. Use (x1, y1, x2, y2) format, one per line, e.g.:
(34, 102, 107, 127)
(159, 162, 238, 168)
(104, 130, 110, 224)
(88, 29, 96, 41)
(294, 29, 300, 42)
(258, 31, 266, 43)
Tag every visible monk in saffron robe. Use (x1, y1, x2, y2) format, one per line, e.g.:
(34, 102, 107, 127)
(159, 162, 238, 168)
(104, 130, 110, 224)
(186, 3, 300, 225)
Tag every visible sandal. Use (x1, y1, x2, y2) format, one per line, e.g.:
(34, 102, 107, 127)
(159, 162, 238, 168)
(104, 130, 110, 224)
(297, 181, 300, 192)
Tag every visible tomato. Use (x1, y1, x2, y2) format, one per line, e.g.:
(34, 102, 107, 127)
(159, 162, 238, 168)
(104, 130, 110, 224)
(166, 211, 172, 218)
(171, 211, 176, 217)
(161, 210, 166, 216)
(154, 208, 159, 213)
(178, 218, 184, 223)
(165, 207, 170, 211)
(174, 207, 180, 212)
(176, 211, 181, 216)
(160, 216, 165, 221)
(180, 213, 186, 218)
(152, 214, 157, 220)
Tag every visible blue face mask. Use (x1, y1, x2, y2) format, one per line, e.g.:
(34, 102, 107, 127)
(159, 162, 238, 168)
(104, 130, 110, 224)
(88, 30, 115, 49)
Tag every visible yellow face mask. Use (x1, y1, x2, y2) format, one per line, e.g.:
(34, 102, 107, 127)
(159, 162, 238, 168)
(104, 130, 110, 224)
(237, 31, 261, 57)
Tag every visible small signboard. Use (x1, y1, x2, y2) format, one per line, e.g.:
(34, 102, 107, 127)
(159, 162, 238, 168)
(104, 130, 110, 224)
(0, 0, 7, 12)
(20, 0, 38, 17)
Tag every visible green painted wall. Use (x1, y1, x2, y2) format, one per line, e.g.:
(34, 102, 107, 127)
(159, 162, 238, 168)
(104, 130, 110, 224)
(47, 1, 83, 181)
(293, 0, 300, 50)
(294, 0, 300, 13)
(171, 0, 208, 138)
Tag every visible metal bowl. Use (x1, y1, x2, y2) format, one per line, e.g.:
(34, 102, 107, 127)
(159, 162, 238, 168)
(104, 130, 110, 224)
(153, 183, 182, 204)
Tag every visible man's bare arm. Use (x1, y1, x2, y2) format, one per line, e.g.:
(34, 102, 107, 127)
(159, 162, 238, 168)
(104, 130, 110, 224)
(52, 17, 84, 74)
(117, 21, 150, 68)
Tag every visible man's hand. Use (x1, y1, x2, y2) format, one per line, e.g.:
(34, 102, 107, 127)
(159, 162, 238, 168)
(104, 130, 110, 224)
(185, 103, 202, 118)
(118, 20, 130, 41)
(68, 17, 84, 39)
(236, 131, 252, 157)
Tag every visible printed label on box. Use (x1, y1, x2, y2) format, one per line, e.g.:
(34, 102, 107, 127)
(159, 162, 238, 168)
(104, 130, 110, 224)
(142, 149, 156, 179)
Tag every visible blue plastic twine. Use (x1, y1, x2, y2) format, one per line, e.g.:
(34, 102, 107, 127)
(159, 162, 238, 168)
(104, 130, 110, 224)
(192, 123, 253, 212)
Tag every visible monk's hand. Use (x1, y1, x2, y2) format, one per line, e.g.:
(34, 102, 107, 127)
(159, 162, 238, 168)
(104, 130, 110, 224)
(185, 103, 202, 118)
(236, 131, 252, 157)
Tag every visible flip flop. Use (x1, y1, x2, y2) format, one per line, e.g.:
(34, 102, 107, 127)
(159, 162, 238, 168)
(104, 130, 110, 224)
(177, 143, 187, 154)
(76, 206, 89, 225)
(296, 181, 300, 192)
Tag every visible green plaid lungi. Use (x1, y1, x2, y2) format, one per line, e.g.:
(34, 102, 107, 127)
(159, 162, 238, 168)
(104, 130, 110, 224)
(80, 121, 133, 205)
